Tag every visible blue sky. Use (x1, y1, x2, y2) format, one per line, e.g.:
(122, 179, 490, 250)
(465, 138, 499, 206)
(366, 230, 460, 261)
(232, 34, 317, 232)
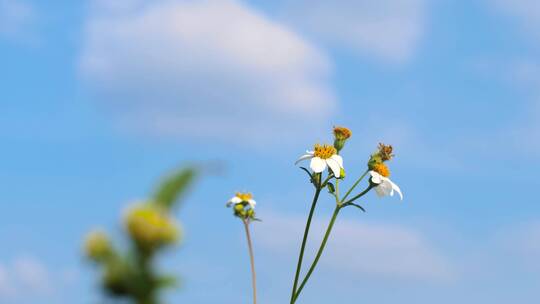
(1, 0, 540, 303)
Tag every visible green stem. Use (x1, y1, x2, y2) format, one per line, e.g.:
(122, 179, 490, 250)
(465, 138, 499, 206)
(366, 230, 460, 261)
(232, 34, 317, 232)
(243, 220, 257, 304)
(290, 175, 322, 303)
(292, 206, 341, 303)
(341, 169, 369, 203)
(334, 179, 340, 204)
(342, 184, 374, 205)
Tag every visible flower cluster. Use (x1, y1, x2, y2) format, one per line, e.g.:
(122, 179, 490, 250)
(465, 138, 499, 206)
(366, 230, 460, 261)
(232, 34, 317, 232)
(288, 126, 403, 303)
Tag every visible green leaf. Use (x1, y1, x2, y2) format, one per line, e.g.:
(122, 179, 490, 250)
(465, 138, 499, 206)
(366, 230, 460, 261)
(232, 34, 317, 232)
(344, 203, 366, 212)
(152, 167, 198, 210)
(299, 166, 313, 180)
(327, 182, 335, 194)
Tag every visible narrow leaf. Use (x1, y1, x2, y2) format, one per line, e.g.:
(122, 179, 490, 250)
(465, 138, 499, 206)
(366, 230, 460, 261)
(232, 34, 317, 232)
(153, 167, 197, 210)
(345, 203, 366, 212)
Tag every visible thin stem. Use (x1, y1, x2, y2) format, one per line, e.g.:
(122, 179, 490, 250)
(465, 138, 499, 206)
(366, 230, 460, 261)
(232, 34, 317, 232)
(334, 179, 340, 204)
(341, 169, 369, 203)
(293, 206, 341, 303)
(290, 174, 322, 303)
(243, 220, 257, 304)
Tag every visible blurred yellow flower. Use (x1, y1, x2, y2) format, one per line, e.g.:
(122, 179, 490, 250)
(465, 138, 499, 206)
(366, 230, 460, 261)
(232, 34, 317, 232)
(125, 204, 180, 248)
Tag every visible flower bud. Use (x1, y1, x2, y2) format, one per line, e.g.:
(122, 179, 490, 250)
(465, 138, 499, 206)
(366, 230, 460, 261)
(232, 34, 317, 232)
(84, 229, 112, 262)
(368, 143, 394, 169)
(333, 126, 352, 153)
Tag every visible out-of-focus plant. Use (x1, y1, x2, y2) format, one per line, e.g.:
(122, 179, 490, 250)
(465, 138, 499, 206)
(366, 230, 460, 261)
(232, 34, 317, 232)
(226, 192, 260, 304)
(83, 166, 198, 304)
(290, 126, 403, 303)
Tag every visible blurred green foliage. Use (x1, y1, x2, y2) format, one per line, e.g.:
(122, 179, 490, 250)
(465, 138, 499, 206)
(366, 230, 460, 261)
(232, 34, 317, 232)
(84, 166, 198, 304)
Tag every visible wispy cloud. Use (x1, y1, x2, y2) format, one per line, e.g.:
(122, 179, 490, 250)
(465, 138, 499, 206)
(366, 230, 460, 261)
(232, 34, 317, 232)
(282, 0, 426, 63)
(0, 256, 50, 299)
(80, 0, 336, 147)
(492, 0, 540, 37)
(497, 221, 540, 270)
(0, 0, 36, 40)
(0, 255, 77, 301)
(256, 211, 456, 281)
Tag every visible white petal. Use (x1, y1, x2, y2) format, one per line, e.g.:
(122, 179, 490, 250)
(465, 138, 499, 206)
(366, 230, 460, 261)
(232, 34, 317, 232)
(380, 180, 394, 196)
(326, 158, 341, 177)
(247, 199, 257, 208)
(374, 186, 386, 197)
(295, 154, 314, 165)
(227, 196, 242, 206)
(310, 157, 327, 173)
(390, 180, 403, 200)
(370, 171, 382, 184)
(330, 154, 343, 168)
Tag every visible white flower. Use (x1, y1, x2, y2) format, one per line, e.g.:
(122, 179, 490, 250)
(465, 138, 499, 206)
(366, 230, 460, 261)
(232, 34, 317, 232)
(295, 144, 344, 176)
(370, 171, 403, 200)
(227, 192, 256, 208)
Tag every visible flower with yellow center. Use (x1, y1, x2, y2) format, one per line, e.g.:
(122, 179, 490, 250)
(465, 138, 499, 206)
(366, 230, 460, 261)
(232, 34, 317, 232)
(124, 204, 180, 248)
(369, 163, 402, 200)
(227, 192, 256, 209)
(295, 144, 344, 176)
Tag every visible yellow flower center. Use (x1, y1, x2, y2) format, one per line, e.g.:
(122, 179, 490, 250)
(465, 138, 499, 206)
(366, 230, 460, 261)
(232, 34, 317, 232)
(333, 126, 352, 140)
(373, 163, 390, 177)
(236, 192, 253, 201)
(313, 144, 336, 159)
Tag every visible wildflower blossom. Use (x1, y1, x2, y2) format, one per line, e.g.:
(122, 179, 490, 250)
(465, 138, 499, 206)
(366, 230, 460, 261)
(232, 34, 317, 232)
(227, 192, 257, 220)
(369, 164, 402, 200)
(227, 192, 256, 209)
(295, 144, 344, 176)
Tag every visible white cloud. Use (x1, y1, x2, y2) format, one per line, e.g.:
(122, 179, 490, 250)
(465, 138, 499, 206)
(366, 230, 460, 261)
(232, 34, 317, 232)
(0, 264, 15, 296)
(282, 0, 426, 63)
(256, 212, 455, 281)
(0, 255, 76, 300)
(12, 256, 51, 294)
(493, 0, 540, 36)
(80, 0, 335, 146)
(0, 0, 35, 39)
(0, 256, 50, 298)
